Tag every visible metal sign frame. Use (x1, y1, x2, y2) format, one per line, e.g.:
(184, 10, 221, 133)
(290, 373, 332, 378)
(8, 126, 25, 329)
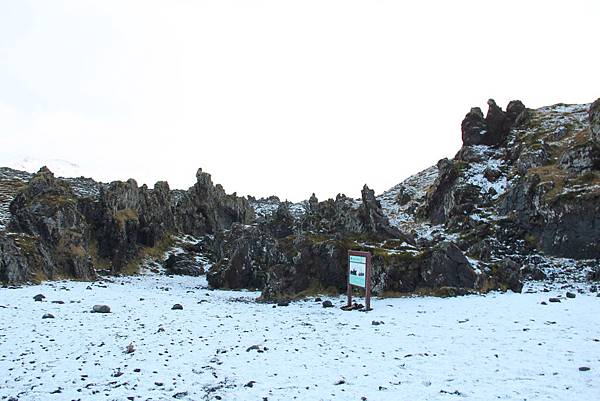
(347, 250, 372, 311)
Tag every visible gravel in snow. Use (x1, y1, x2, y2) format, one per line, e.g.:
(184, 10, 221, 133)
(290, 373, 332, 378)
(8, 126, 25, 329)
(0, 275, 598, 401)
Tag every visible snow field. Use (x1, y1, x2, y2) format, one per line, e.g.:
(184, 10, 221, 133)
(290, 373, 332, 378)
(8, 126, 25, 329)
(0, 275, 598, 401)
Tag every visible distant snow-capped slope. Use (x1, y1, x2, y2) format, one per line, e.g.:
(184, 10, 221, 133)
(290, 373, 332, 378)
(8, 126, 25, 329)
(1, 157, 83, 178)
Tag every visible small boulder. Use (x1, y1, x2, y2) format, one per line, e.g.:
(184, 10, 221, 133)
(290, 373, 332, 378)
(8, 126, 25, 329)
(33, 294, 45, 302)
(579, 366, 591, 372)
(171, 303, 183, 310)
(92, 304, 111, 313)
(42, 313, 54, 319)
(566, 292, 576, 299)
(276, 300, 290, 307)
(549, 298, 561, 303)
(322, 300, 333, 308)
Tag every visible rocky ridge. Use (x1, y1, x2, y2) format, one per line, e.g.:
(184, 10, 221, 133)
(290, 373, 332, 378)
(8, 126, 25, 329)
(2, 97, 600, 300)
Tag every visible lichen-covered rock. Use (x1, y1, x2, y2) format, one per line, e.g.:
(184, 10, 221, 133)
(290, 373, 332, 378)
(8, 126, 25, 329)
(558, 141, 600, 173)
(418, 158, 482, 226)
(421, 242, 477, 289)
(91, 178, 176, 270)
(207, 223, 282, 289)
(501, 170, 600, 259)
(163, 253, 204, 276)
(174, 168, 254, 237)
(6, 167, 95, 281)
(590, 98, 600, 145)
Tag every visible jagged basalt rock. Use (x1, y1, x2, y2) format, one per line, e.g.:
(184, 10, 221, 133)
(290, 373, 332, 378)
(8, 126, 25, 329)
(461, 99, 526, 147)
(174, 168, 254, 237)
(590, 98, 600, 145)
(4, 167, 95, 282)
(93, 179, 176, 270)
(421, 242, 477, 289)
(461, 107, 488, 147)
(418, 158, 478, 226)
(163, 253, 204, 276)
(207, 223, 282, 290)
(558, 141, 600, 173)
(4, 96, 599, 292)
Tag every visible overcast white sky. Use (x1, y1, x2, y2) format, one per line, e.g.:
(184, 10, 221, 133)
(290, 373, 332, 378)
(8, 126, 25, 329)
(1, 1, 599, 201)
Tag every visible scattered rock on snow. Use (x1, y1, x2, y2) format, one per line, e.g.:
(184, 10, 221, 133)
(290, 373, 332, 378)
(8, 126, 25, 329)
(92, 304, 111, 313)
(42, 313, 54, 319)
(33, 294, 45, 302)
(549, 298, 561, 303)
(172, 303, 184, 310)
(566, 292, 576, 299)
(125, 342, 135, 354)
(322, 300, 333, 308)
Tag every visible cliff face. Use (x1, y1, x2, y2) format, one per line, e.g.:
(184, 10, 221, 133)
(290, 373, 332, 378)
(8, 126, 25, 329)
(0, 166, 253, 284)
(2, 97, 599, 298)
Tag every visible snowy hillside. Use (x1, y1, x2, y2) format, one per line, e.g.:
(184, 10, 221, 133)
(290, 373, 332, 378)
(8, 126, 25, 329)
(1, 157, 84, 179)
(0, 275, 598, 401)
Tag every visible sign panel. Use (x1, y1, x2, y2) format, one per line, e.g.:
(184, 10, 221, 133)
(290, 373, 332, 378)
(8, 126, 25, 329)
(347, 250, 373, 311)
(348, 255, 367, 288)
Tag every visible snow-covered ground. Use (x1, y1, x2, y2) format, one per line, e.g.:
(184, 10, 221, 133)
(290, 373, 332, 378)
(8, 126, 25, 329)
(1, 275, 598, 401)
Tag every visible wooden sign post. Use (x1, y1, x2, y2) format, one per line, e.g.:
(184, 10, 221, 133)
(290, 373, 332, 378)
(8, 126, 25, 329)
(347, 250, 372, 311)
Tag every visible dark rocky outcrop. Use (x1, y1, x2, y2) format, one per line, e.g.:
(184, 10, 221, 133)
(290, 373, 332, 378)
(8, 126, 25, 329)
(3, 167, 95, 282)
(461, 107, 488, 146)
(418, 158, 461, 224)
(461, 99, 526, 147)
(174, 169, 254, 237)
(590, 98, 600, 145)
(5, 96, 600, 295)
(91, 179, 175, 270)
(0, 166, 253, 282)
(163, 253, 204, 276)
(207, 223, 282, 290)
(558, 141, 600, 173)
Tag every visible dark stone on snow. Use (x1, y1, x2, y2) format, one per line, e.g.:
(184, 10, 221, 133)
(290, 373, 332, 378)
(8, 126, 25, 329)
(33, 294, 45, 302)
(42, 313, 54, 319)
(322, 300, 333, 308)
(92, 304, 111, 313)
(171, 303, 183, 310)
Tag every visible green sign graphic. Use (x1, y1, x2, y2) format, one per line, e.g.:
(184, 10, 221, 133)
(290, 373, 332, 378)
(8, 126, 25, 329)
(349, 255, 366, 288)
